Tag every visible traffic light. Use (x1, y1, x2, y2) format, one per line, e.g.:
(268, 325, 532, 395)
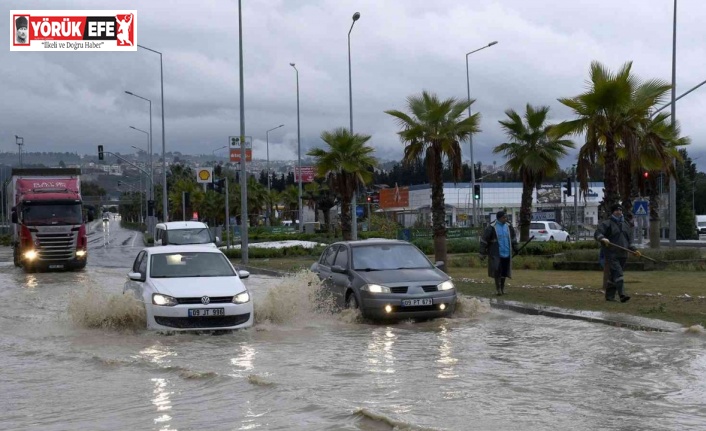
(564, 177, 572, 196)
(367, 195, 372, 203)
(183, 192, 191, 208)
(214, 178, 226, 194)
(98, 145, 104, 160)
(473, 185, 481, 200)
(643, 171, 649, 179)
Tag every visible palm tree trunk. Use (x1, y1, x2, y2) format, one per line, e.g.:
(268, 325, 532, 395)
(649, 176, 660, 248)
(340, 197, 352, 240)
(603, 137, 620, 218)
(431, 155, 447, 267)
(519, 183, 533, 241)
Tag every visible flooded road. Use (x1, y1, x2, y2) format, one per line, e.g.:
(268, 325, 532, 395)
(1, 220, 705, 430)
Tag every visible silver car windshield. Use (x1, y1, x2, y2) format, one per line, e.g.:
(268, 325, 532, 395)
(150, 252, 235, 278)
(352, 244, 432, 270)
(167, 228, 213, 245)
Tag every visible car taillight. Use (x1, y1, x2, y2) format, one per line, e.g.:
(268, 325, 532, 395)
(539, 230, 548, 234)
(20, 225, 33, 247)
(77, 224, 87, 249)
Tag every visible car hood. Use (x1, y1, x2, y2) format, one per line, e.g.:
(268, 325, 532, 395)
(149, 276, 246, 297)
(358, 268, 448, 286)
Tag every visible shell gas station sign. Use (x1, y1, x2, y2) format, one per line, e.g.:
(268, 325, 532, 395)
(196, 167, 213, 184)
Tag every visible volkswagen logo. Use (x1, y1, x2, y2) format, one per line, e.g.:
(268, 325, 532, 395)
(201, 296, 210, 305)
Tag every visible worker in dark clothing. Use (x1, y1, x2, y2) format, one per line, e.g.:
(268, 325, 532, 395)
(594, 204, 641, 302)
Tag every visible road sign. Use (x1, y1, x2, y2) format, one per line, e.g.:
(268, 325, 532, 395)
(356, 205, 364, 217)
(196, 167, 213, 184)
(294, 166, 315, 183)
(229, 136, 253, 162)
(633, 200, 649, 216)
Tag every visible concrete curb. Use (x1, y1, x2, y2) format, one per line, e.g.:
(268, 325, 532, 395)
(241, 264, 682, 333)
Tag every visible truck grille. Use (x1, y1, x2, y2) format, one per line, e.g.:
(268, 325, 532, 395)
(36, 232, 76, 261)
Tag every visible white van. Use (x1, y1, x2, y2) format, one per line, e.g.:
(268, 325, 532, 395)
(154, 221, 217, 247)
(696, 215, 706, 235)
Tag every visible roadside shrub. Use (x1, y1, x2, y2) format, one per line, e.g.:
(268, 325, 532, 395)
(0, 234, 10, 246)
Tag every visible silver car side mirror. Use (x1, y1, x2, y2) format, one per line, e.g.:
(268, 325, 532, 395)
(238, 270, 250, 279)
(128, 272, 144, 282)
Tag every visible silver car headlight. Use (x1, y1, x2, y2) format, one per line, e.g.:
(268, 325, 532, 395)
(437, 280, 455, 291)
(152, 293, 178, 306)
(361, 284, 391, 293)
(233, 291, 250, 304)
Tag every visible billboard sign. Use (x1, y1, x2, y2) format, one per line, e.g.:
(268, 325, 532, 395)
(294, 166, 315, 183)
(379, 184, 409, 209)
(229, 136, 252, 162)
(536, 183, 562, 205)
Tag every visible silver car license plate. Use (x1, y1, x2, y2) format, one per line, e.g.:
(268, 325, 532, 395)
(188, 308, 225, 317)
(401, 298, 432, 307)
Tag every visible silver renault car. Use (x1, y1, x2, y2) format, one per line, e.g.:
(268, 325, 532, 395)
(310, 239, 456, 321)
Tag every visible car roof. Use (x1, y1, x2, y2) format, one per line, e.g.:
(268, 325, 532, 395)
(156, 221, 209, 230)
(332, 239, 413, 247)
(145, 245, 224, 255)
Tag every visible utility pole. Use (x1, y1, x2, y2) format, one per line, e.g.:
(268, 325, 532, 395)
(225, 177, 230, 250)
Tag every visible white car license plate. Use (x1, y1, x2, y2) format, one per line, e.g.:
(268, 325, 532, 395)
(188, 308, 225, 317)
(401, 298, 433, 307)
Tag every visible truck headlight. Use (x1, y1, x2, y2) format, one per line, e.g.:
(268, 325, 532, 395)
(152, 293, 178, 306)
(233, 291, 250, 304)
(24, 250, 37, 260)
(76, 250, 87, 257)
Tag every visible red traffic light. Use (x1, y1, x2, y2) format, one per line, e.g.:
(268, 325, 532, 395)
(643, 172, 649, 179)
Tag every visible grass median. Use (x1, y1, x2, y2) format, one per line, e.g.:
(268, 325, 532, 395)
(234, 254, 706, 328)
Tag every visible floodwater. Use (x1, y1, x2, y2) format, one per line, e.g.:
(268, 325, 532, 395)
(1, 220, 705, 430)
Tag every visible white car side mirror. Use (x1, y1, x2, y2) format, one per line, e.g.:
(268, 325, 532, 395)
(128, 272, 144, 281)
(238, 270, 250, 279)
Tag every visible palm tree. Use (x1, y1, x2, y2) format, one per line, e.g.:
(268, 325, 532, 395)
(385, 91, 480, 266)
(494, 104, 574, 241)
(307, 128, 377, 240)
(553, 61, 671, 219)
(279, 185, 300, 224)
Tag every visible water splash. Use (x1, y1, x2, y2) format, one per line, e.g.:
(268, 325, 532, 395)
(68, 287, 146, 330)
(683, 325, 705, 335)
(453, 296, 491, 318)
(254, 271, 337, 325)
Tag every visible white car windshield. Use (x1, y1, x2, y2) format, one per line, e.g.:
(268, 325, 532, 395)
(352, 244, 432, 270)
(150, 252, 235, 278)
(167, 228, 213, 245)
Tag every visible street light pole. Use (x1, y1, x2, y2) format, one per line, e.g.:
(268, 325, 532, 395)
(125, 91, 154, 233)
(129, 126, 151, 231)
(238, 0, 249, 263)
(669, 0, 677, 246)
(132, 144, 149, 220)
(15, 135, 24, 167)
(348, 11, 360, 240)
(290, 63, 303, 233)
(137, 44, 168, 223)
(465, 41, 498, 227)
(266, 124, 284, 226)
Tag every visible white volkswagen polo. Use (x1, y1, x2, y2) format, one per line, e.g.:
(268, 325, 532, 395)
(123, 245, 253, 331)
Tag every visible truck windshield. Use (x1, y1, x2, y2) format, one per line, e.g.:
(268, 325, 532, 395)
(22, 203, 83, 225)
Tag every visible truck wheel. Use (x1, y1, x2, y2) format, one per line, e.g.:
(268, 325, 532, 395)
(13, 246, 20, 267)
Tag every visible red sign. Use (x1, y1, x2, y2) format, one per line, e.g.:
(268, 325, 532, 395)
(230, 148, 252, 163)
(192, 212, 199, 221)
(294, 166, 315, 183)
(379, 184, 409, 209)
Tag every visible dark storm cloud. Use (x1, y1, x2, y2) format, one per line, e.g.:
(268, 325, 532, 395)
(2, 0, 705, 171)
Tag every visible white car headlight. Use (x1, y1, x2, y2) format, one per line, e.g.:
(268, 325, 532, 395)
(233, 291, 250, 304)
(361, 284, 391, 293)
(152, 293, 178, 306)
(438, 280, 455, 291)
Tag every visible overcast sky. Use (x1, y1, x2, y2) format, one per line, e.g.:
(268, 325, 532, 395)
(2, 0, 706, 171)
